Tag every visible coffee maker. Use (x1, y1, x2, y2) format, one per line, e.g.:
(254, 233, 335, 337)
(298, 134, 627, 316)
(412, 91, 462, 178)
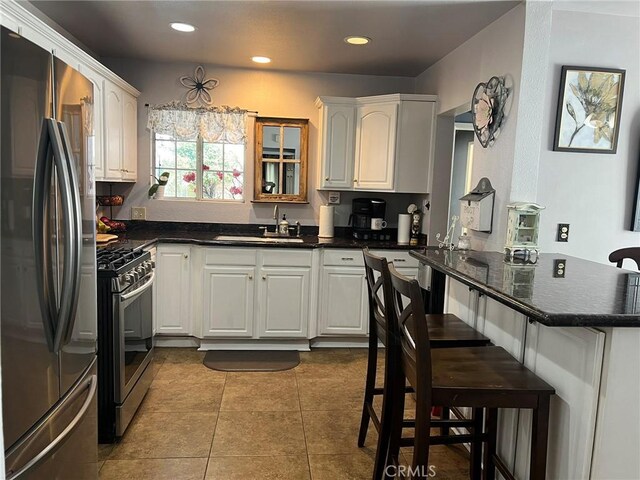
(349, 198, 391, 240)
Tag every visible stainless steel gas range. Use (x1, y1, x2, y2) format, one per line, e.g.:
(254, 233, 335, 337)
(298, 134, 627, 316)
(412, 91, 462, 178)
(96, 247, 155, 443)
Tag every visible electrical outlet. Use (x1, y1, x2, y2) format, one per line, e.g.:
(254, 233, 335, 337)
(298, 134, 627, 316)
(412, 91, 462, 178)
(327, 191, 341, 204)
(131, 207, 146, 220)
(557, 223, 569, 242)
(553, 259, 567, 278)
(422, 199, 431, 211)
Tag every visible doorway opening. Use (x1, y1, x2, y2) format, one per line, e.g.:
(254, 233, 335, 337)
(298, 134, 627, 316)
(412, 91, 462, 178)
(448, 111, 475, 242)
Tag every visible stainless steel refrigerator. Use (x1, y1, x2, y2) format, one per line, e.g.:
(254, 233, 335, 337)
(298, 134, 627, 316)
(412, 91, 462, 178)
(1, 25, 98, 479)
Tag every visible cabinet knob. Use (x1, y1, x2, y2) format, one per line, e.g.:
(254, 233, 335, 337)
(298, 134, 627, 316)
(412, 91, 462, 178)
(262, 275, 267, 280)
(183, 254, 189, 259)
(353, 179, 357, 183)
(248, 275, 253, 280)
(325, 177, 329, 181)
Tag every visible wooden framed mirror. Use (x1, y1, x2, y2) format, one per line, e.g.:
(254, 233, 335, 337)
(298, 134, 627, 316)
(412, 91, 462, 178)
(254, 117, 309, 203)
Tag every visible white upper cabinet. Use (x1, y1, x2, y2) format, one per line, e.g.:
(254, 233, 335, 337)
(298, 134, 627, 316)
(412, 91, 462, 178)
(316, 100, 356, 189)
(316, 94, 437, 193)
(122, 92, 137, 181)
(102, 81, 138, 182)
(103, 80, 123, 180)
(354, 102, 398, 190)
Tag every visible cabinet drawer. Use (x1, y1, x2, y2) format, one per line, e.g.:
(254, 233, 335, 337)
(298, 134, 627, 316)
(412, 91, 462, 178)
(205, 248, 257, 266)
(323, 249, 364, 267)
(261, 249, 312, 267)
(370, 250, 419, 268)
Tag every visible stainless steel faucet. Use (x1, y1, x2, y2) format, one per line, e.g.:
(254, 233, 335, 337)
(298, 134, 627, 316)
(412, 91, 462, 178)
(273, 205, 279, 232)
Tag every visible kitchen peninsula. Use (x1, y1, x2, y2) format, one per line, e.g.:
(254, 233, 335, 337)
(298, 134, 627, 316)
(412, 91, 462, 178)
(411, 248, 640, 479)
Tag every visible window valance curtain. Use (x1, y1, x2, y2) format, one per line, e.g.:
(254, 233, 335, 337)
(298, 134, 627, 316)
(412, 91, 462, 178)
(147, 101, 248, 144)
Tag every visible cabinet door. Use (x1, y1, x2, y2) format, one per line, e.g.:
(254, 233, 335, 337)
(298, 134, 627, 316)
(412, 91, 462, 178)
(354, 102, 397, 191)
(78, 66, 104, 181)
(319, 104, 356, 189)
(103, 81, 123, 180)
(319, 266, 368, 335)
(155, 246, 191, 335)
(122, 92, 137, 181)
(258, 267, 310, 338)
(203, 266, 255, 337)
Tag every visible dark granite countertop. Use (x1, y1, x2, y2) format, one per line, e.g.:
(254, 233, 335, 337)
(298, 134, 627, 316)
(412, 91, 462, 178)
(410, 249, 640, 328)
(97, 222, 422, 251)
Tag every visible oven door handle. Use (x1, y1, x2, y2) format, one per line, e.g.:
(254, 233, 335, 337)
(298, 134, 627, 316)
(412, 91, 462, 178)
(120, 272, 155, 302)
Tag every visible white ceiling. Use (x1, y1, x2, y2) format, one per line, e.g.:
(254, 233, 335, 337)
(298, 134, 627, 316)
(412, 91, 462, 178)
(29, 0, 520, 77)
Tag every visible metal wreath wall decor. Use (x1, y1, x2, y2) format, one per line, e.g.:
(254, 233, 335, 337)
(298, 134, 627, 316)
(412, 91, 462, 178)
(180, 65, 219, 106)
(471, 76, 510, 148)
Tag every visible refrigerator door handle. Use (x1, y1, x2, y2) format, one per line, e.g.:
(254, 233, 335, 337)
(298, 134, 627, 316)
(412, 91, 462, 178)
(5, 374, 97, 480)
(47, 121, 79, 354)
(57, 121, 83, 345)
(32, 118, 58, 352)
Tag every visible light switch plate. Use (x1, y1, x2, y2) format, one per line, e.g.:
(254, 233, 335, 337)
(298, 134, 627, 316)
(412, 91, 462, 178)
(131, 207, 146, 220)
(328, 192, 341, 204)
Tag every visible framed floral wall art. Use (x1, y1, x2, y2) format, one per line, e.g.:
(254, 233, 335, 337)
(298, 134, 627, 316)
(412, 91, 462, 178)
(553, 66, 625, 153)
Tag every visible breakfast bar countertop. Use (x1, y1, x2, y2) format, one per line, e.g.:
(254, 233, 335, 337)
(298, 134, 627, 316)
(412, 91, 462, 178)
(410, 248, 640, 328)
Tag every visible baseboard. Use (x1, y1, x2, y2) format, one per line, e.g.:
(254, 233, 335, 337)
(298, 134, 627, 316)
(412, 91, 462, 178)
(154, 336, 201, 348)
(310, 337, 375, 348)
(198, 338, 311, 351)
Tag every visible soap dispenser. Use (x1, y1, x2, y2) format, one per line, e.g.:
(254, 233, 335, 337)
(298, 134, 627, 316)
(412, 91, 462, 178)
(278, 214, 290, 235)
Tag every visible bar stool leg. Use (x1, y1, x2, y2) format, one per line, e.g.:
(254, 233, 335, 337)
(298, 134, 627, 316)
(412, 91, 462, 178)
(381, 369, 406, 480)
(483, 408, 497, 480)
(469, 408, 484, 480)
(440, 407, 450, 436)
(358, 334, 379, 447)
(529, 396, 551, 480)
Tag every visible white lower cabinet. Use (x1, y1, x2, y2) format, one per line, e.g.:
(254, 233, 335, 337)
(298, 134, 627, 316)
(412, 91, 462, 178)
(319, 266, 369, 335)
(258, 267, 310, 338)
(155, 245, 191, 335)
(202, 265, 255, 337)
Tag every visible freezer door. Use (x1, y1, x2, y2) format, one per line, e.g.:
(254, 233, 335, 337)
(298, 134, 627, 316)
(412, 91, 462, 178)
(53, 57, 98, 395)
(0, 26, 61, 450)
(4, 360, 98, 480)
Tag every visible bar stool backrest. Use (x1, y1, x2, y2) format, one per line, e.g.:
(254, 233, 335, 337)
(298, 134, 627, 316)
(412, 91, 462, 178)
(362, 248, 396, 346)
(609, 247, 640, 270)
(387, 263, 433, 407)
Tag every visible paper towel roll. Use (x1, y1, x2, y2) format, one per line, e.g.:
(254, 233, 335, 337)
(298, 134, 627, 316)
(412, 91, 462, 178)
(397, 214, 411, 244)
(319, 205, 335, 238)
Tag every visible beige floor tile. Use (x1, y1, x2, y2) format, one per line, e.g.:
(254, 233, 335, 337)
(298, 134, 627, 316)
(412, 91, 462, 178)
(296, 349, 364, 378)
(308, 451, 376, 480)
(211, 411, 307, 456)
(141, 377, 225, 413)
(297, 375, 365, 411)
(156, 347, 206, 364)
(221, 372, 299, 411)
(154, 361, 227, 383)
(99, 458, 208, 480)
(110, 411, 217, 459)
(302, 410, 377, 455)
(205, 455, 310, 479)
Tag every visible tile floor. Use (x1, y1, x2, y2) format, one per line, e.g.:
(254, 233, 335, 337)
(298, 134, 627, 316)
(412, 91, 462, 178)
(98, 347, 469, 479)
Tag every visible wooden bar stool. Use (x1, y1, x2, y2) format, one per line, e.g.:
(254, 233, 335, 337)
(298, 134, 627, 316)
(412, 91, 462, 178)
(358, 249, 491, 479)
(385, 264, 555, 480)
(609, 247, 640, 269)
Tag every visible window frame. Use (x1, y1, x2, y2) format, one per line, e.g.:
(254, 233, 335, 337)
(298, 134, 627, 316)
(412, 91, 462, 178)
(151, 132, 247, 203)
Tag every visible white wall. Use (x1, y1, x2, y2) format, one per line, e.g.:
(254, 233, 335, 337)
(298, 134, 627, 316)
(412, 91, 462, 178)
(102, 59, 416, 227)
(536, 7, 640, 263)
(414, 3, 526, 250)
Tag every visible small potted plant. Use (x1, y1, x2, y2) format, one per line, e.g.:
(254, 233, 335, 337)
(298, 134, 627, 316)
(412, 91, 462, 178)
(149, 172, 170, 199)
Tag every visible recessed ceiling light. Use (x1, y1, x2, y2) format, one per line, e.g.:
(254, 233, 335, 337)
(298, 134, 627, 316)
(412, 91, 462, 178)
(251, 56, 271, 64)
(344, 36, 371, 45)
(170, 22, 196, 32)
(8, 32, 21, 39)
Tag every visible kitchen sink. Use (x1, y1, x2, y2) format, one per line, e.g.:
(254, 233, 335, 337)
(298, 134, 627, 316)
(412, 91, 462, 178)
(214, 235, 304, 243)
